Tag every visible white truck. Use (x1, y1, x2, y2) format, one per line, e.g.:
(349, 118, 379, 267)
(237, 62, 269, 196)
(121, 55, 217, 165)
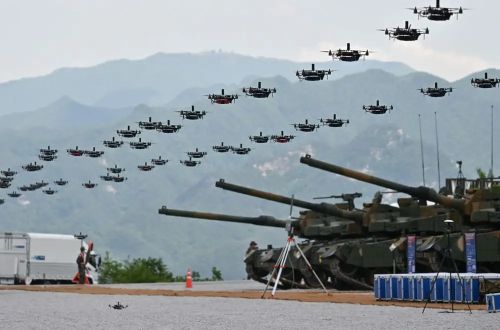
(0, 232, 100, 285)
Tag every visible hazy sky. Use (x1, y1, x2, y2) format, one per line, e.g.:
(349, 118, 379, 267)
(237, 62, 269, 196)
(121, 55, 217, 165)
(0, 0, 496, 83)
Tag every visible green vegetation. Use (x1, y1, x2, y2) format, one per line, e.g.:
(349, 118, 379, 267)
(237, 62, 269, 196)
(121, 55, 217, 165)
(98, 253, 223, 284)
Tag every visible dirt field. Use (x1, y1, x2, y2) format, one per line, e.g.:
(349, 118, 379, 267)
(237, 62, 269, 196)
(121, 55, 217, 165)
(0, 284, 484, 311)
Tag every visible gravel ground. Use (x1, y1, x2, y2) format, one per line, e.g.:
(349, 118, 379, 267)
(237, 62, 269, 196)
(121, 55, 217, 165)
(0, 290, 497, 330)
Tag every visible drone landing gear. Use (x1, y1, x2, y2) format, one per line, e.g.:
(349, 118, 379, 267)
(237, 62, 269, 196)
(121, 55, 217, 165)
(261, 234, 329, 298)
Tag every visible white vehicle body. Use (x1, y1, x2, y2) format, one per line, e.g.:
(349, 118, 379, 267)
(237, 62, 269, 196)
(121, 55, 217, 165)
(0, 232, 99, 285)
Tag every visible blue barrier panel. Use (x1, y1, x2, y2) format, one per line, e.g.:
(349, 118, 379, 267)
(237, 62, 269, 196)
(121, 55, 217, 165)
(453, 276, 465, 303)
(422, 277, 431, 301)
(486, 293, 500, 312)
(411, 276, 418, 301)
(402, 276, 410, 300)
(416, 276, 423, 301)
(391, 276, 399, 300)
(464, 277, 480, 303)
(442, 275, 451, 302)
(430, 276, 445, 302)
(384, 276, 391, 301)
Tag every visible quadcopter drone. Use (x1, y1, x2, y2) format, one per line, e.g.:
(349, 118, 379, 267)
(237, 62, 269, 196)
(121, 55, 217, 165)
(212, 142, 231, 153)
(129, 138, 152, 150)
(177, 106, 207, 120)
(111, 174, 127, 183)
(187, 148, 207, 159)
(117, 125, 141, 138)
(107, 165, 125, 174)
(296, 64, 332, 81)
(138, 162, 155, 172)
(231, 144, 251, 155)
(100, 173, 114, 182)
(380, 21, 429, 41)
(82, 181, 98, 189)
(67, 146, 84, 157)
(38, 153, 57, 161)
(103, 137, 124, 149)
(319, 114, 349, 127)
(291, 119, 320, 132)
(419, 82, 453, 97)
(109, 302, 128, 310)
(471, 72, 500, 89)
(8, 191, 21, 198)
(85, 147, 104, 158)
(363, 100, 393, 114)
(156, 120, 182, 134)
(22, 162, 43, 172)
(180, 157, 201, 167)
(42, 188, 57, 195)
(206, 89, 238, 104)
(410, 0, 466, 21)
(322, 43, 370, 62)
(54, 178, 68, 186)
(242, 82, 276, 98)
(39, 146, 58, 156)
(0, 180, 11, 189)
(249, 132, 270, 144)
(1, 168, 17, 177)
(271, 131, 295, 143)
(151, 156, 168, 166)
(137, 117, 161, 130)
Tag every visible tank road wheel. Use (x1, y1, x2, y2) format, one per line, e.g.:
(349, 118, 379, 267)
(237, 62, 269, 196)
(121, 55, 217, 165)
(300, 266, 329, 289)
(327, 258, 373, 291)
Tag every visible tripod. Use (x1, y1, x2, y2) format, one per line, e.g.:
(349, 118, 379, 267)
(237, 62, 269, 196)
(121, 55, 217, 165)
(422, 219, 472, 314)
(261, 230, 329, 298)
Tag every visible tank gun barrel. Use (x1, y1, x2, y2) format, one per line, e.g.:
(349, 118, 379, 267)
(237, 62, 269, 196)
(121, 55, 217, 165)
(159, 206, 287, 228)
(299, 155, 465, 212)
(215, 179, 364, 222)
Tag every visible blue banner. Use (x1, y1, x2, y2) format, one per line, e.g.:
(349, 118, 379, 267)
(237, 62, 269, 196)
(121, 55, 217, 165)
(407, 235, 416, 274)
(465, 232, 477, 273)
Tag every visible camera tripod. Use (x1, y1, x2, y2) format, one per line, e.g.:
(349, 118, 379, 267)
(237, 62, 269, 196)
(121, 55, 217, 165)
(261, 229, 329, 298)
(422, 220, 472, 314)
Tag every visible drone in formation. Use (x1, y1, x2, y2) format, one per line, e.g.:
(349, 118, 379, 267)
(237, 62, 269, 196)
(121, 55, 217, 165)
(410, 0, 466, 21)
(157, 120, 182, 134)
(117, 125, 141, 138)
(82, 181, 98, 189)
(22, 162, 43, 172)
(419, 82, 453, 97)
(270, 131, 295, 143)
(380, 21, 429, 41)
(138, 162, 155, 172)
(206, 89, 238, 104)
(212, 142, 231, 153)
(180, 157, 201, 167)
(151, 156, 168, 166)
(296, 64, 332, 81)
(231, 144, 251, 155)
(322, 43, 370, 62)
(85, 147, 104, 158)
(242, 82, 276, 98)
(138, 117, 161, 130)
(249, 132, 270, 144)
(291, 119, 320, 132)
(103, 137, 124, 149)
(178, 106, 207, 120)
(363, 100, 393, 114)
(187, 148, 207, 159)
(107, 165, 125, 174)
(39, 146, 58, 161)
(319, 114, 349, 128)
(471, 72, 500, 89)
(129, 138, 153, 150)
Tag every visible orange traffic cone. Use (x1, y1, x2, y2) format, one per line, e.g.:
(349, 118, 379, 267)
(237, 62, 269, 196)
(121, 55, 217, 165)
(185, 268, 193, 289)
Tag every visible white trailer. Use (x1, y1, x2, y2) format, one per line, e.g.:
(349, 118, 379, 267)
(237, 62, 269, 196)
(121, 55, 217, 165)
(0, 232, 100, 285)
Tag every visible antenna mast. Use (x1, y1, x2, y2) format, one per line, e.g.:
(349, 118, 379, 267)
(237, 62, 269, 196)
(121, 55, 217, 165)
(434, 112, 441, 189)
(418, 114, 426, 186)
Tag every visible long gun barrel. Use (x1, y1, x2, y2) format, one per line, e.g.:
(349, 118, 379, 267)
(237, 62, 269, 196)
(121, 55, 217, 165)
(159, 206, 287, 228)
(215, 179, 364, 222)
(300, 154, 465, 212)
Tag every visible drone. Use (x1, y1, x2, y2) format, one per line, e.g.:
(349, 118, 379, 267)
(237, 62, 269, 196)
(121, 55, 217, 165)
(54, 178, 68, 186)
(0, 181, 11, 189)
(39, 153, 57, 162)
(111, 174, 127, 183)
(321, 43, 370, 62)
(242, 82, 276, 98)
(100, 173, 114, 182)
(107, 165, 125, 174)
(212, 142, 232, 153)
(67, 146, 84, 157)
(138, 117, 161, 130)
(151, 156, 168, 166)
(410, 1, 465, 21)
(320, 114, 349, 127)
(291, 119, 320, 132)
(180, 157, 201, 167)
(138, 162, 155, 172)
(1, 168, 17, 177)
(420, 82, 453, 97)
(363, 100, 393, 114)
(296, 64, 332, 81)
(82, 181, 98, 189)
(39, 146, 58, 156)
(22, 162, 43, 172)
(18, 185, 31, 192)
(117, 125, 141, 138)
(103, 137, 124, 149)
(1, 176, 13, 183)
(471, 72, 500, 89)
(249, 132, 270, 144)
(380, 21, 429, 41)
(187, 148, 207, 159)
(109, 302, 128, 310)
(177, 106, 207, 120)
(206, 89, 238, 104)
(129, 138, 152, 150)
(8, 191, 21, 198)
(85, 147, 104, 158)
(42, 188, 57, 195)
(156, 120, 182, 134)
(231, 144, 251, 155)
(271, 131, 295, 143)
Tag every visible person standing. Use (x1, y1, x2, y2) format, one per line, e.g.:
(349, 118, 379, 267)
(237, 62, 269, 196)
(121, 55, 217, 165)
(76, 246, 86, 284)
